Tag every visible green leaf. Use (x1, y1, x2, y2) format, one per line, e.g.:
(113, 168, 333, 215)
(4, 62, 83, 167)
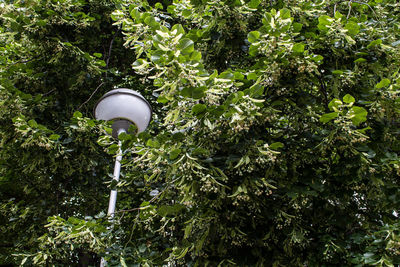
(169, 148, 182, 160)
(334, 11, 344, 19)
(107, 144, 119, 154)
(138, 243, 147, 253)
(180, 86, 205, 99)
(292, 22, 303, 32)
(182, 9, 192, 18)
(167, 5, 176, 14)
(150, 50, 165, 64)
(21, 257, 28, 265)
(118, 132, 131, 141)
(279, 8, 291, 19)
(318, 15, 333, 31)
(192, 104, 207, 115)
(96, 60, 106, 67)
(311, 54, 324, 63)
(348, 106, 367, 126)
(376, 78, 390, 88)
(157, 95, 169, 104)
(28, 119, 38, 128)
(247, 72, 258, 80)
(132, 59, 148, 70)
(345, 21, 360, 36)
(367, 39, 382, 49)
(190, 51, 202, 61)
(36, 20, 47, 27)
(49, 134, 60, 141)
(354, 58, 366, 63)
(171, 24, 185, 35)
(146, 139, 160, 148)
(93, 53, 102, 58)
(144, 16, 159, 29)
(248, 0, 261, 8)
(332, 70, 343, 75)
(248, 45, 259, 56)
(269, 142, 284, 150)
(158, 204, 185, 216)
(177, 38, 194, 54)
(155, 2, 163, 9)
(247, 31, 260, 43)
(320, 112, 339, 123)
(328, 99, 343, 111)
(130, 8, 141, 21)
(292, 43, 305, 53)
(343, 94, 355, 104)
(73, 111, 83, 118)
(172, 132, 185, 141)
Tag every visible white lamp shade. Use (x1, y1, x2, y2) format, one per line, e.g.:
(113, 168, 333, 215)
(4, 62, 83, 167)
(94, 89, 152, 134)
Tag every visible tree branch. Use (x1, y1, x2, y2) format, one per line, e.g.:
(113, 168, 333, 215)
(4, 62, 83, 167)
(317, 74, 329, 112)
(106, 27, 121, 70)
(77, 82, 105, 110)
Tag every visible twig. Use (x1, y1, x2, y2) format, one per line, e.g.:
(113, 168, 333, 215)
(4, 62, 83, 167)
(114, 177, 179, 215)
(6, 56, 42, 67)
(317, 74, 329, 112)
(42, 88, 56, 96)
(106, 27, 121, 69)
(115, 190, 164, 214)
(117, 207, 142, 213)
(77, 82, 105, 110)
(347, 0, 352, 19)
(347, 0, 379, 22)
(124, 210, 140, 250)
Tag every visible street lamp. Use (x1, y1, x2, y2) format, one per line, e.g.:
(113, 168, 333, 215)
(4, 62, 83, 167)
(94, 88, 152, 266)
(95, 88, 152, 137)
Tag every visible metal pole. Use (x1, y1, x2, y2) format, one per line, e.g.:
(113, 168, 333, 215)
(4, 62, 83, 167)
(100, 129, 125, 267)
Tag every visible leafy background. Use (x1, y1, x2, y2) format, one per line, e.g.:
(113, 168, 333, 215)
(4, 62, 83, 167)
(1, 0, 400, 266)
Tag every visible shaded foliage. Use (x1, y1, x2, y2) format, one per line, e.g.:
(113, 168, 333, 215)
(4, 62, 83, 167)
(1, 0, 400, 266)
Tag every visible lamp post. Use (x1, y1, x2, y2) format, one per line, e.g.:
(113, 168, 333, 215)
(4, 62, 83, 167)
(94, 88, 152, 267)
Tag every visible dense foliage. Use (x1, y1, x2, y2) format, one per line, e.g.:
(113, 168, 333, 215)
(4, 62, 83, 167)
(1, 0, 400, 266)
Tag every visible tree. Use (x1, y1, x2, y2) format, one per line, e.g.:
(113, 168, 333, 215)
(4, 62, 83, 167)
(1, 0, 400, 266)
